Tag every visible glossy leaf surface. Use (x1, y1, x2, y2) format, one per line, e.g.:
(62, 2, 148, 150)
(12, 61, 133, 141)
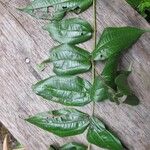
(101, 56, 119, 88)
(26, 108, 90, 137)
(19, 0, 93, 20)
(91, 57, 119, 102)
(90, 76, 109, 102)
(92, 27, 145, 61)
(32, 76, 91, 106)
(115, 73, 132, 95)
(50, 44, 91, 75)
(43, 18, 93, 44)
(87, 117, 123, 150)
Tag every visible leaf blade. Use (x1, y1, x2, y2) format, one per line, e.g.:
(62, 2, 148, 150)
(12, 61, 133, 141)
(43, 18, 93, 44)
(87, 117, 123, 150)
(91, 56, 119, 102)
(50, 44, 91, 75)
(26, 108, 90, 137)
(90, 76, 109, 102)
(60, 142, 87, 150)
(114, 70, 140, 105)
(101, 56, 119, 88)
(92, 27, 145, 61)
(49, 142, 87, 150)
(19, 0, 93, 20)
(32, 76, 91, 106)
(115, 73, 132, 95)
(124, 94, 140, 106)
(126, 0, 141, 8)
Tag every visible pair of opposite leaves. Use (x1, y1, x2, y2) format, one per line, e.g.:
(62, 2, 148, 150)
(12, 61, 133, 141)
(33, 18, 146, 106)
(27, 108, 123, 150)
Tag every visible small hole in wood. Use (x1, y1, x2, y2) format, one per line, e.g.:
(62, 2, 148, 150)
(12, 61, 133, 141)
(25, 58, 30, 64)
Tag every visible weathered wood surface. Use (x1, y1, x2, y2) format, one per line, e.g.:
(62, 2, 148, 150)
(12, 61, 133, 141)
(0, 0, 150, 150)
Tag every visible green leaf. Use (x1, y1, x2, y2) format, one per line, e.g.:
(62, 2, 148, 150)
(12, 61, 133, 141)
(117, 70, 131, 76)
(138, 1, 150, 18)
(90, 76, 109, 102)
(91, 56, 119, 102)
(43, 18, 93, 44)
(51, 9, 66, 21)
(49, 142, 87, 150)
(114, 70, 140, 105)
(92, 27, 145, 61)
(49, 44, 91, 75)
(115, 72, 132, 95)
(126, 0, 141, 8)
(101, 56, 119, 89)
(37, 58, 51, 71)
(32, 76, 91, 106)
(37, 44, 91, 74)
(60, 142, 87, 150)
(26, 108, 90, 137)
(18, 1, 53, 20)
(49, 145, 59, 150)
(19, 0, 93, 20)
(124, 94, 140, 106)
(87, 117, 123, 150)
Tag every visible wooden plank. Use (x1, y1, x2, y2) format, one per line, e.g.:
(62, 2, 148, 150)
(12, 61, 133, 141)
(0, 0, 150, 150)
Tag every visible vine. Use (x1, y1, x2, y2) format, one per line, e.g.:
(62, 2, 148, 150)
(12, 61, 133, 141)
(88, 1, 97, 149)
(19, 0, 149, 150)
(92, 0, 97, 116)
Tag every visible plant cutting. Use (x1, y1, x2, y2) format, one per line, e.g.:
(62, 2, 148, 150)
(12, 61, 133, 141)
(19, 0, 150, 149)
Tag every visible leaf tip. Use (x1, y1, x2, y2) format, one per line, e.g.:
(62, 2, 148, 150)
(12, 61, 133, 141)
(16, 7, 23, 11)
(36, 63, 46, 72)
(31, 84, 39, 95)
(42, 24, 48, 31)
(124, 94, 140, 106)
(25, 116, 36, 125)
(24, 117, 31, 123)
(36, 58, 51, 72)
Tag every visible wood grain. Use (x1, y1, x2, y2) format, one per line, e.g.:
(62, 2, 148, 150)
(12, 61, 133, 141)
(0, 0, 150, 150)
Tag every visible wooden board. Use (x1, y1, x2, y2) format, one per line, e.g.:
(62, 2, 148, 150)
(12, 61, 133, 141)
(0, 0, 150, 150)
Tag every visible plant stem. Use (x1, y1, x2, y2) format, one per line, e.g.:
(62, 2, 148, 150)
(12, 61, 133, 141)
(88, 1, 97, 149)
(91, 60, 96, 116)
(92, 0, 97, 117)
